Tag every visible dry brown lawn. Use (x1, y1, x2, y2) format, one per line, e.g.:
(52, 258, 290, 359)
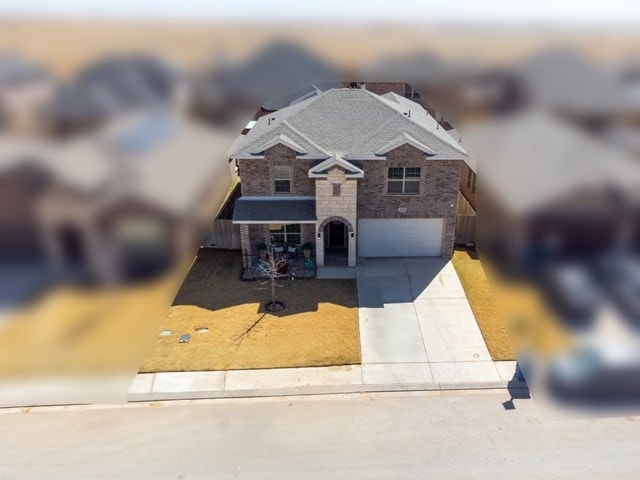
(0, 268, 183, 377)
(452, 248, 571, 361)
(486, 268, 572, 359)
(452, 248, 515, 361)
(139, 249, 360, 372)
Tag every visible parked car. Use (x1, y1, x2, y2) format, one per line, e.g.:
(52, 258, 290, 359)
(540, 262, 601, 325)
(546, 345, 640, 404)
(593, 250, 640, 325)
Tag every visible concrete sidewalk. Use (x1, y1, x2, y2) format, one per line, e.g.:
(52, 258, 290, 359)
(126, 361, 523, 402)
(0, 360, 523, 407)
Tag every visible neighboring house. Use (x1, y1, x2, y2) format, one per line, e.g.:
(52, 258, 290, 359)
(230, 87, 471, 269)
(0, 113, 233, 282)
(359, 52, 492, 128)
(0, 52, 54, 133)
(461, 110, 640, 269)
(511, 49, 629, 124)
(259, 80, 341, 116)
(44, 54, 188, 136)
(191, 41, 340, 129)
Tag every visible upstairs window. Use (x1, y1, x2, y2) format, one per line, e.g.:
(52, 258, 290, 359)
(273, 166, 291, 193)
(387, 167, 421, 195)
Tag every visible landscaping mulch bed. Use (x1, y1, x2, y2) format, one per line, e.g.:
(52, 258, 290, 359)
(242, 256, 316, 280)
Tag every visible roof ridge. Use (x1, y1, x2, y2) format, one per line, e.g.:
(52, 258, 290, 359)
(284, 87, 333, 122)
(237, 89, 333, 156)
(361, 89, 467, 156)
(282, 120, 330, 157)
(344, 115, 399, 156)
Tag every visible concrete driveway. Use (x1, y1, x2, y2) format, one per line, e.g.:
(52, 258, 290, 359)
(357, 258, 502, 384)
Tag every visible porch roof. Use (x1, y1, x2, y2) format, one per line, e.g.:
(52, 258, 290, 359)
(232, 196, 316, 224)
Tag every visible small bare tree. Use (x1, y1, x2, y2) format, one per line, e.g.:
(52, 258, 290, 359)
(235, 245, 289, 346)
(256, 245, 288, 312)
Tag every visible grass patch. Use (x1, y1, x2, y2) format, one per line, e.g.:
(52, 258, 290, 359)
(452, 248, 515, 361)
(139, 249, 361, 372)
(0, 269, 183, 377)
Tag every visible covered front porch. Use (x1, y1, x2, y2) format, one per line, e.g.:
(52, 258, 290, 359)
(232, 196, 317, 272)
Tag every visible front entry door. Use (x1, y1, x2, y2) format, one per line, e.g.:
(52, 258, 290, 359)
(328, 221, 346, 247)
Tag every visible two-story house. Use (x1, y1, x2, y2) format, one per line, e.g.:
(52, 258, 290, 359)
(230, 88, 471, 269)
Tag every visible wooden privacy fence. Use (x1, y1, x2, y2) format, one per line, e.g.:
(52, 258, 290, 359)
(455, 214, 476, 245)
(203, 219, 241, 250)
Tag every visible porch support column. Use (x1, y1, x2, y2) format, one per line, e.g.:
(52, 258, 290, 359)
(315, 223, 324, 267)
(347, 229, 356, 267)
(239, 224, 251, 268)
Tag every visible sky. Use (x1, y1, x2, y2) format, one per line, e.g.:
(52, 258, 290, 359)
(0, 0, 638, 26)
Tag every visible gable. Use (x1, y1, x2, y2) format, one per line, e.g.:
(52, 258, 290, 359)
(249, 133, 308, 156)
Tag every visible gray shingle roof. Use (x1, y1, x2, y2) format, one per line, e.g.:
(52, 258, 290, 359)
(198, 41, 341, 109)
(0, 52, 48, 87)
(261, 80, 341, 111)
(47, 54, 182, 125)
(230, 88, 468, 164)
(461, 110, 640, 215)
(512, 49, 629, 115)
(1, 114, 234, 216)
(232, 197, 316, 223)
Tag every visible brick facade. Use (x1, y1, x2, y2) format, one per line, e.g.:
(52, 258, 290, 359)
(239, 142, 462, 264)
(238, 144, 315, 197)
(357, 145, 461, 219)
(355, 144, 461, 257)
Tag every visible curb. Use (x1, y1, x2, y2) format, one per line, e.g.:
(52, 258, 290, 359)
(127, 379, 528, 403)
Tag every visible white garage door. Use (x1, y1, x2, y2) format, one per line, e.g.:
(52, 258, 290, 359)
(358, 218, 444, 257)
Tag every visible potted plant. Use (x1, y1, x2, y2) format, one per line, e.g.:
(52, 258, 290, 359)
(302, 242, 313, 260)
(257, 241, 267, 261)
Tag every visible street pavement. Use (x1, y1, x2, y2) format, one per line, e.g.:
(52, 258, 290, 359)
(1, 390, 638, 479)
